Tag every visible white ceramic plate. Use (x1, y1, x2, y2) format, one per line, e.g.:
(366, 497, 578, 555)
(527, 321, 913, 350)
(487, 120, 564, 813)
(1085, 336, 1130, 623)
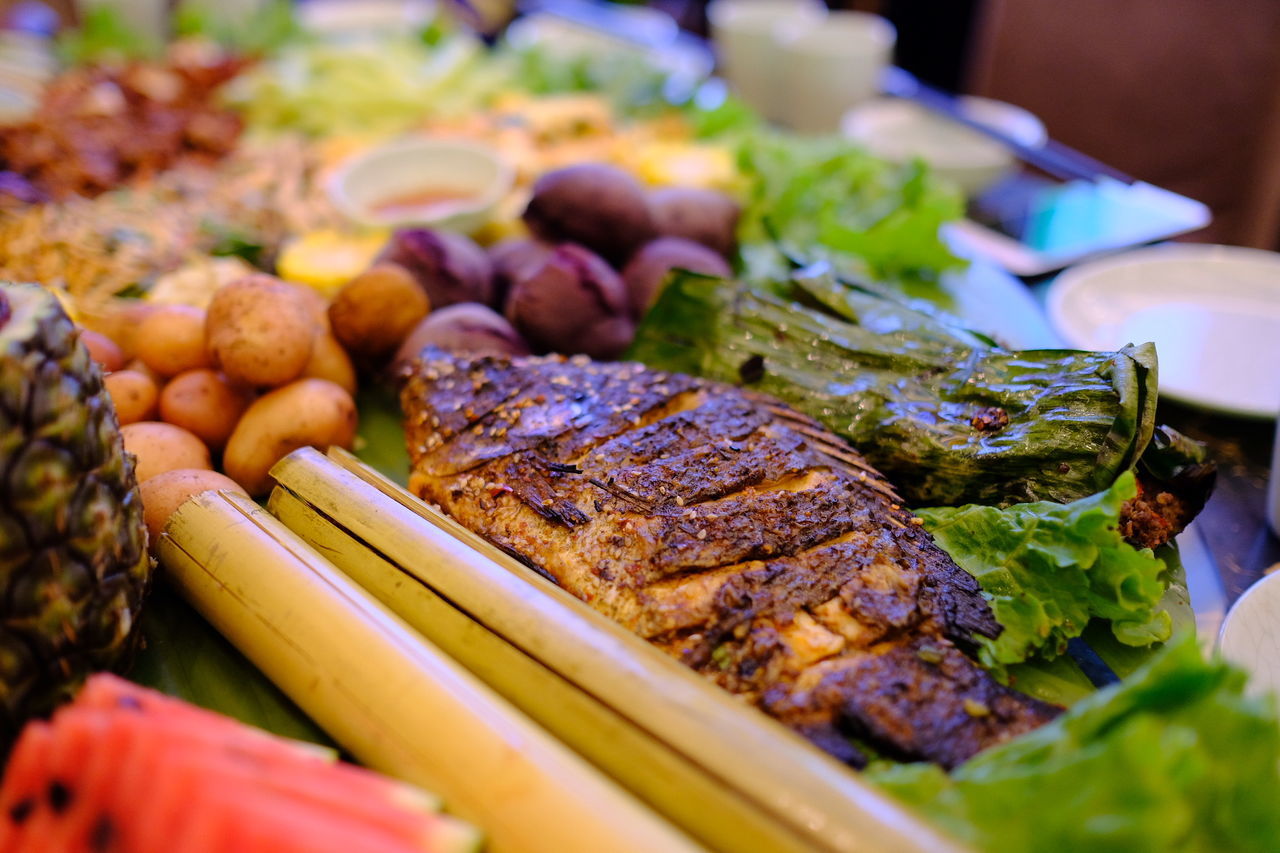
(1219, 570, 1280, 700)
(1047, 244, 1280, 418)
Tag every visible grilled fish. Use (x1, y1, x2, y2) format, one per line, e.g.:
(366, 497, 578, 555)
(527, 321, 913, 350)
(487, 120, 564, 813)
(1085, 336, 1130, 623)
(402, 351, 1060, 768)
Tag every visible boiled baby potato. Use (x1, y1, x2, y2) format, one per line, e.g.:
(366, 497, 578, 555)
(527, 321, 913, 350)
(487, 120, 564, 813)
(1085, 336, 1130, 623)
(223, 378, 357, 496)
(80, 329, 126, 372)
(134, 305, 213, 377)
(328, 263, 430, 362)
(139, 468, 247, 545)
(121, 421, 213, 483)
(158, 369, 254, 450)
(104, 370, 160, 425)
(206, 274, 318, 387)
(283, 281, 331, 330)
(302, 330, 358, 396)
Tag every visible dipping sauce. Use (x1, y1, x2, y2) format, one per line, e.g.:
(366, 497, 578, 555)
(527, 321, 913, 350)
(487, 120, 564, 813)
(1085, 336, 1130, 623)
(368, 186, 479, 219)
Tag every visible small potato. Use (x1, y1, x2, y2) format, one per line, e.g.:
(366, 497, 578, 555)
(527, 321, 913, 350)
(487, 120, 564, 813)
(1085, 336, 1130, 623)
(80, 329, 126, 372)
(206, 274, 318, 387)
(79, 300, 157, 360)
(158, 369, 254, 450)
(139, 469, 247, 545)
(134, 305, 212, 377)
(328, 263, 430, 361)
(282, 281, 331, 330)
(121, 421, 213, 484)
(104, 370, 160, 425)
(302, 331, 358, 396)
(223, 379, 358, 496)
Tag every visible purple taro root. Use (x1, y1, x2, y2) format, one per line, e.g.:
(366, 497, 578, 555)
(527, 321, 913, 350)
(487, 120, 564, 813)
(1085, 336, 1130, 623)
(488, 238, 554, 307)
(622, 237, 732, 319)
(505, 243, 636, 360)
(646, 186, 741, 260)
(379, 228, 495, 309)
(522, 163, 656, 265)
(394, 303, 531, 372)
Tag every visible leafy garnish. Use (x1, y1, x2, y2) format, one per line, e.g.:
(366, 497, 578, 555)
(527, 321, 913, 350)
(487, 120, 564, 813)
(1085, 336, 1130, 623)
(917, 473, 1171, 667)
(868, 635, 1280, 852)
(57, 5, 161, 64)
(627, 270, 1159, 508)
(735, 134, 966, 287)
(174, 0, 302, 56)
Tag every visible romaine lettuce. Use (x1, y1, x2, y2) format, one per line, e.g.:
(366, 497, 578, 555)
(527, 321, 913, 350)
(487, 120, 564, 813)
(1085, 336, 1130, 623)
(868, 635, 1280, 852)
(918, 472, 1172, 667)
(735, 134, 966, 287)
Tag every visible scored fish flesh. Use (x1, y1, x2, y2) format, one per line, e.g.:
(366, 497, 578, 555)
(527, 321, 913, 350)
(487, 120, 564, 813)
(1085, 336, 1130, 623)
(402, 351, 1059, 768)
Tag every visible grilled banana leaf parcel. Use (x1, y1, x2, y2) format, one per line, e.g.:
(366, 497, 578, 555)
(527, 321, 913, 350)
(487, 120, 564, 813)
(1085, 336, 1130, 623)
(627, 270, 1159, 508)
(402, 351, 1059, 769)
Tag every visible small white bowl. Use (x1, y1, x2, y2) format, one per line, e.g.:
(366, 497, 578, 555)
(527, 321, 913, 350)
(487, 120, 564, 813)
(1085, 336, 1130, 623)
(328, 138, 514, 233)
(841, 96, 1047, 196)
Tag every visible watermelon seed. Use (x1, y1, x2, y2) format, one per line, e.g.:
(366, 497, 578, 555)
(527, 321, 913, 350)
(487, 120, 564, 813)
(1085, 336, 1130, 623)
(47, 780, 72, 813)
(90, 815, 116, 851)
(7, 798, 33, 824)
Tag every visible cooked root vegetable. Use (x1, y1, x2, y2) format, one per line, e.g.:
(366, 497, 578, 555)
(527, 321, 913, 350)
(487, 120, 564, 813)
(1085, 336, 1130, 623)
(139, 468, 247, 543)
(394, 303, 530, 371)
(505, 244, 634, 359)
(328, 263, 430, 361)
(379, 229, 494, 309)
(223, 379, 357, 496)
(206, 275, 318, 387)
(622, 237, 731, 318)
(159, 369, 255, 450)
(80, 300, 157, 360)
(104, 369, 160, 424)
(135, 305, 213, 377)
(489, 238, 553, 306)
(303, 331, 359, 396)
(284, 280, 332, 330)
(80, 328, 126, 372)
(121, 421, 213, 483)
(523, 164, 656, 265)
(646, 187, 740, 260)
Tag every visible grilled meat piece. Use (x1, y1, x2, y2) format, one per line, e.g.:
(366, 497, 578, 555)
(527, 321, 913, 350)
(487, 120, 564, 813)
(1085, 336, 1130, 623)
(402, 351, 1060, 768)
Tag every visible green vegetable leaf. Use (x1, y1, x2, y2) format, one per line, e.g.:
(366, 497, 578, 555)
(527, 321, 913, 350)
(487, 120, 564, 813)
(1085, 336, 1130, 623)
(57, 5, 161, 65)
(627, 271, 1159, 507)
(868, 635, 1280, 853)
(917, 472, 1170, 666)
(735, 134, 966, 289)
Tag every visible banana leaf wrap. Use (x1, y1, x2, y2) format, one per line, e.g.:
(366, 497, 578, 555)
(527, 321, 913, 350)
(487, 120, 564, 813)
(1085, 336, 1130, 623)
(626, 269, 1159, 507)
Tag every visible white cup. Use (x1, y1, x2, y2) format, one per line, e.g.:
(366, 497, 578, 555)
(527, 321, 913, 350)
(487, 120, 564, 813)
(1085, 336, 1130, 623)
(778, 11, 896, 134)
(707, 0, 827, 123)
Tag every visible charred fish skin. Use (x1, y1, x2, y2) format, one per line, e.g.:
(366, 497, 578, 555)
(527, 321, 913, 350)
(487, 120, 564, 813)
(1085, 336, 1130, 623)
(402, 350, 1060, 769)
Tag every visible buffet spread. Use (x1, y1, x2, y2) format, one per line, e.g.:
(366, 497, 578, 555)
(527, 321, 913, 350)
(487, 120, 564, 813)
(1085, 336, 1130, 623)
(0, 5, 1274, 853)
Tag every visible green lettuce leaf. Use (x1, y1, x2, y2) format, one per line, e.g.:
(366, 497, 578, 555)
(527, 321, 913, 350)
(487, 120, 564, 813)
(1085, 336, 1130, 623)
(735, 134, 966, 288)
(868, 635, 1280, 852)
(917, 472, 1170, 666)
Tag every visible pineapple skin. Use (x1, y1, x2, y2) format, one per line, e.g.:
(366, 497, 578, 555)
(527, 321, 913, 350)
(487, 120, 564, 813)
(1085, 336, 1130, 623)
(0, 283, 153, 738)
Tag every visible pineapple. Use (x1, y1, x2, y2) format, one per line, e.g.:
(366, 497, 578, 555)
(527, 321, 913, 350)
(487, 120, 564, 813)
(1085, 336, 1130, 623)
(0, 283, 152, 738)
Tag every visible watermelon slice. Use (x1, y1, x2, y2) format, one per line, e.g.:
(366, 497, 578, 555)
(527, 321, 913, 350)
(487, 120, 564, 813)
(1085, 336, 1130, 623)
(0, 676, 480, 853)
